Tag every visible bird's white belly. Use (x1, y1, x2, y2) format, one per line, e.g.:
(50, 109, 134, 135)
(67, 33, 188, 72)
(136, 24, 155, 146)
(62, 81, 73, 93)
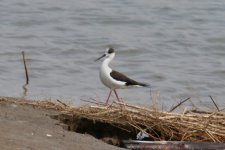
(99, 68, 125, 89)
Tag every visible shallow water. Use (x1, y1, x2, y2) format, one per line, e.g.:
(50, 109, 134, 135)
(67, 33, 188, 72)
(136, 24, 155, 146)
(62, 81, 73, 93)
(1, 0, 225, 108)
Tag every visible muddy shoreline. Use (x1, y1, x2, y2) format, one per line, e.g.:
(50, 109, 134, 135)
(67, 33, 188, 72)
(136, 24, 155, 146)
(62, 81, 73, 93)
(2, 96, 225, 150)
(0, 97, 125, 150)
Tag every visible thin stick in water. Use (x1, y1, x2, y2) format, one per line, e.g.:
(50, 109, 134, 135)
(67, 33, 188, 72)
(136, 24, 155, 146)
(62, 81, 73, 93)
(22, 51, 29, 84)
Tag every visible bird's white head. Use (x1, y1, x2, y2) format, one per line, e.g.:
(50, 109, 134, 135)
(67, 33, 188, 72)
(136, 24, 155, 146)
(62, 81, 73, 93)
(95, 48, 115, 61)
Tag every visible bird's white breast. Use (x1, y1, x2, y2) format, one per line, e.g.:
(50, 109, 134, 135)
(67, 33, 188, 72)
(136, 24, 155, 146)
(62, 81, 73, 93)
(99, 60, 126, 89)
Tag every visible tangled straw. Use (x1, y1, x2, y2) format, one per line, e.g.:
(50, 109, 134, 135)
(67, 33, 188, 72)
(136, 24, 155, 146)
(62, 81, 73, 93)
(1, 97, 225, 142)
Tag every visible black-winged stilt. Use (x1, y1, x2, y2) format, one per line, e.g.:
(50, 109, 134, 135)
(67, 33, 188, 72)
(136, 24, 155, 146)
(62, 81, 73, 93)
(96, 48, 149, 108)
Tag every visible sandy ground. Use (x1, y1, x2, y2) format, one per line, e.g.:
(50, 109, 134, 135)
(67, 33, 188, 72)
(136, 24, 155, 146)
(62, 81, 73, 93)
(0, 98, 126, 150)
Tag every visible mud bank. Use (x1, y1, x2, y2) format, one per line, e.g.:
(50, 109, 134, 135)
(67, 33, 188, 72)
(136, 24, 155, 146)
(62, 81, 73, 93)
(0, 97, 125, 150)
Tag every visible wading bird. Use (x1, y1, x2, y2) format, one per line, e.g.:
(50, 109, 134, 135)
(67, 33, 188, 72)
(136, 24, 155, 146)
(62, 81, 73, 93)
(96, 48, 149, 109)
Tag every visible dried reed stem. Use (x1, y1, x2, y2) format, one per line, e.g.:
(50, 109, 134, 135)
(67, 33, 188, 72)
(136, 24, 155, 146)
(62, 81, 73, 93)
(209, 96, 219, 111)
(56, 99, 68, 107)
(169, 97, 191, 112)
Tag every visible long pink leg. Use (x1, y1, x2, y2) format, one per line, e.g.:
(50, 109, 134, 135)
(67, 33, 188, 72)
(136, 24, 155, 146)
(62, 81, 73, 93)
(105, 90, 112, 106)
(113, 90, 121, 102)
(113, 90, 124, 110)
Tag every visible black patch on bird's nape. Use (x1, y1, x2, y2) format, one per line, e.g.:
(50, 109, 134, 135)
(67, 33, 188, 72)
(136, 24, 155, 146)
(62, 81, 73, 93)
(108, 48, 114, 54)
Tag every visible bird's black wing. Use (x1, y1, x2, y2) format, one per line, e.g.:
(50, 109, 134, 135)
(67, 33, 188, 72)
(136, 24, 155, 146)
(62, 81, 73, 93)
(110, 70, 139, 86)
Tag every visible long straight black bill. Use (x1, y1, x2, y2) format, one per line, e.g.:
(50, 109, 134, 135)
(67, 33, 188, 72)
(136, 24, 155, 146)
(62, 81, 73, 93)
(95, 54, 106, 61)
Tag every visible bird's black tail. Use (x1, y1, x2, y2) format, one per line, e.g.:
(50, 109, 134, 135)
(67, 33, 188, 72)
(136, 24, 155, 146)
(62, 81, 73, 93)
(138, 82, 150, 88)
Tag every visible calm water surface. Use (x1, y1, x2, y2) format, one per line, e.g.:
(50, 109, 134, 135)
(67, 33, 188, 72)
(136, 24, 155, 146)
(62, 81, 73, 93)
(1, 0, 225, 109)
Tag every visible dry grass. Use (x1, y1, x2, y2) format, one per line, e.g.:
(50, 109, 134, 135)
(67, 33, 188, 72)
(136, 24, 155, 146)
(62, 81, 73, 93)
(1, 96, 225, 142)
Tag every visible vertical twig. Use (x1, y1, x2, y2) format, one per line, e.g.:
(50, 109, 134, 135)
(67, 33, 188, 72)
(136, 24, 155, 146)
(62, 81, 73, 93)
(209, 96, 219, 111)
(22, 51, 29, 84)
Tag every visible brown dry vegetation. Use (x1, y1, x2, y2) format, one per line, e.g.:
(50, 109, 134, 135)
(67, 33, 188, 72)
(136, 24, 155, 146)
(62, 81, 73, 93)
(1, 96, 225, 143)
